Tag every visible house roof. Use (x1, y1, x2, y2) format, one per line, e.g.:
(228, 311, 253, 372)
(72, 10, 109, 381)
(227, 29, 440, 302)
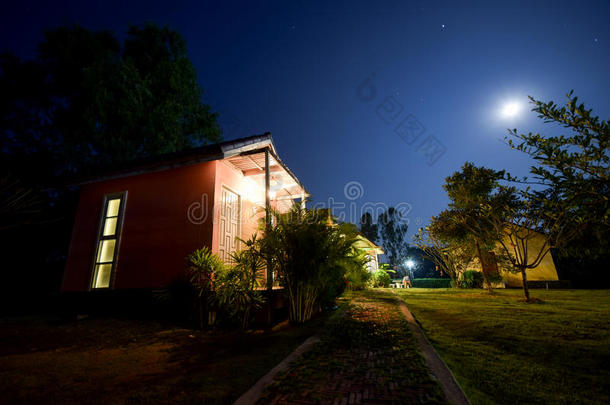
(73, 133, 307, 198)
(354, 234, 385, 255)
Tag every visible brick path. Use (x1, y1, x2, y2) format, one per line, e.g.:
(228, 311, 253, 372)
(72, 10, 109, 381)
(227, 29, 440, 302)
(257, 291, 446, 404)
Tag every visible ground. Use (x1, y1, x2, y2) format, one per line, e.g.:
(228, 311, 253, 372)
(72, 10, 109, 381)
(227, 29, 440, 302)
(0, 316, 324, 404)
(395, 288, 610, 405)
(258, 290, 446, 404)
(2, 289, 608, 404)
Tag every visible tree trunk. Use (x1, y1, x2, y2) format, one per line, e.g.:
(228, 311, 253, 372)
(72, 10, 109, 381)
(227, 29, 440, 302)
(475, 240, 493, 292)
(520, 267, 530, 301)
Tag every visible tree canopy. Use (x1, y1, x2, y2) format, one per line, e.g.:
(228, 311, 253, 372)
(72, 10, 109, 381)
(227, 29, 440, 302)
(378, 207, 409, 272)
(1, 23, 221, 184)
(506, 91, 609, 256)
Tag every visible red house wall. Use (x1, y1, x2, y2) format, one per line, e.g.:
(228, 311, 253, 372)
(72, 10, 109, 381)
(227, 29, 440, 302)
(62, 161, 216, 291)
(211, 160, 266, 254)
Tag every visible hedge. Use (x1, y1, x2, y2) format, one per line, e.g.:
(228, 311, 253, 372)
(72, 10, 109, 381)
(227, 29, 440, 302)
(412, 278, 452, 288)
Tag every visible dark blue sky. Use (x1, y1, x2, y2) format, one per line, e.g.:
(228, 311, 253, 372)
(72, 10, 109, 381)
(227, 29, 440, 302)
(2, 1, 609, 237)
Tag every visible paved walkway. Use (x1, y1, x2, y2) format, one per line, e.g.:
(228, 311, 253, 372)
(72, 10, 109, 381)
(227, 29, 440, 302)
(246, 290, 452, 405)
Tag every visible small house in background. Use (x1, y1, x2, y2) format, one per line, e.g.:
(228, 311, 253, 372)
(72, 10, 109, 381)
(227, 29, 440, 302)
(62, 134, 307, 293)
(353, 235, 384, 272)
(468, 231, 560, 287)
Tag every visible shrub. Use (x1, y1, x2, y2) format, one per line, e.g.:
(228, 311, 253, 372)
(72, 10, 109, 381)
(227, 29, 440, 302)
(461, 270, 484, 288)
(412, 278, 452, 288)
(373, 269, 392, 288)
(186, 246, 225, 328)
(214, 235, 266, 329)
(345, 252, 372, 291)
(262, 206, 362, 323)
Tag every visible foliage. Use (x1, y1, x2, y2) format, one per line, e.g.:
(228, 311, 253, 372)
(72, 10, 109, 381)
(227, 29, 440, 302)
(344, 249, 372, 291)
(185, 246, 224, 328)
(0, 174, 46, 231)
(485, 190, 579, 301)
(373, 264, 394, 288)
(439, 162, 517, 291)
(506, 91, 609, 257)
(414, 226, 475, 284)
(214, 235, 266, 329)
(378, 207, 409, 270)
(359, 212, 379, 243)
(411, 278, 452, 288)
(1, 23, 221, 181)
(460, 270, 484, 289)
(262, 205, 361, 323)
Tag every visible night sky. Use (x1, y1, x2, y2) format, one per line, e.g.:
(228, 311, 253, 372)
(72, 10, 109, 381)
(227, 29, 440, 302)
(3, 1, 609, 238)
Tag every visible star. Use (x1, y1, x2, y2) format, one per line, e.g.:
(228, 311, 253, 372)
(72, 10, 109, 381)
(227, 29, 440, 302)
(441, 24, 445, 28)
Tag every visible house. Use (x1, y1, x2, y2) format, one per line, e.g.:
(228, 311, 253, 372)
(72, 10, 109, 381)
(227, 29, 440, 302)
(353, 234, 384, 272)
(61, 134, 307, 293)
(466, 231, 560, 287)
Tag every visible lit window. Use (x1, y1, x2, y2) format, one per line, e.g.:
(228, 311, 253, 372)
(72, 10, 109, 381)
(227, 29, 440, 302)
(92, 193, 126, 289)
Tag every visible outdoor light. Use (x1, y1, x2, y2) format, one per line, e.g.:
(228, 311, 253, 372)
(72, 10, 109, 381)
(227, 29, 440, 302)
(405, 259, 416, 270)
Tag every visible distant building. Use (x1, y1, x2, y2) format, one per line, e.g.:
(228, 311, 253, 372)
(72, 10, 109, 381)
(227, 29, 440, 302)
(353, 234, 384, 273)
(467, 230, 559, 287)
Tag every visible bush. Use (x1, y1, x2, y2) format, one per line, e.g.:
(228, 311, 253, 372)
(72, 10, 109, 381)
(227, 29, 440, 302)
(214, 236, 266, 329)
(186, 246, 225, 328)
(373, 269, 392, 288)
(412, 278, 452, 288)
(262, 206, 363, 323)
(461, 270, 484, 288)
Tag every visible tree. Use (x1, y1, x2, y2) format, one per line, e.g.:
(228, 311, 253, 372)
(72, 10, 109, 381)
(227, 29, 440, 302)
(359, 212, 378, 243)
(414, 226, 475, 285)
(378, 207, 409, 272)
(0, 23, 222, 303)
(486, 191, 579, 301)
(506, 91, 609, 256)
(441, 163, 515, 291)
(1, 23, 221, 182)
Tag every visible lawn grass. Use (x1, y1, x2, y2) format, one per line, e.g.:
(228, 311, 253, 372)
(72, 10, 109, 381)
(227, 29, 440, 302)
(394, 288, 610, 405)
(0, 315, 326, 404)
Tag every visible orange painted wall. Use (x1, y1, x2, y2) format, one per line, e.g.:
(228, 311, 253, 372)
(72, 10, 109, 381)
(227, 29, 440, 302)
(62, 161, 216, 291)
(211, 160, 266, 254)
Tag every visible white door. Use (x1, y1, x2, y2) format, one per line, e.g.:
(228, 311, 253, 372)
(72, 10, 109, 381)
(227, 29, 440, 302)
(218, 187, 240, 263)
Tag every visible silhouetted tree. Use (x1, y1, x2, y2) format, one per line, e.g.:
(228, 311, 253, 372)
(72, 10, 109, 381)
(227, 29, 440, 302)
(359, 212, 378, 243)
(378, 207, 409, 271)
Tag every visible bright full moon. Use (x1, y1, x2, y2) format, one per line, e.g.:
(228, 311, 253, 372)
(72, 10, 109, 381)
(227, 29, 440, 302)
(500, 101, 521, 119)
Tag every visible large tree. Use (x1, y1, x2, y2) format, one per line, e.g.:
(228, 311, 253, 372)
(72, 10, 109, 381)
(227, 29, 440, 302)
(506, 92, 609, 286)
(506, 91, 609, 256)
(0, 23, 221, 303)
(378, 207, 409, 273)
(441, 162, 516, 291)
(359, 212, 378, 243)
(1, 23, 221, 184)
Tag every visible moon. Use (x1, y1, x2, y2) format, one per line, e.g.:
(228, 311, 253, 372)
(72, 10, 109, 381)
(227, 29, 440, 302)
(500, 101, 522, 119)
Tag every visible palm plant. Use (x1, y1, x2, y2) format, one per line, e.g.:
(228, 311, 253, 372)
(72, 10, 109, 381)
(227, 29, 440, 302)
(186, 246, 224, 328)
(262, 205, 360, 323)
(215, 235, 266, 329)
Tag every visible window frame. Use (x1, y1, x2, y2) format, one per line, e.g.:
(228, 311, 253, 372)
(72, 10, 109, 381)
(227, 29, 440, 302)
(90, 191, 128, 290)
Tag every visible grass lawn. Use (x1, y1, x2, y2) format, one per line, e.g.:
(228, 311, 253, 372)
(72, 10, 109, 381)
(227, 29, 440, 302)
(0, 315, 326, 404)
(395, 288, 610, 405)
